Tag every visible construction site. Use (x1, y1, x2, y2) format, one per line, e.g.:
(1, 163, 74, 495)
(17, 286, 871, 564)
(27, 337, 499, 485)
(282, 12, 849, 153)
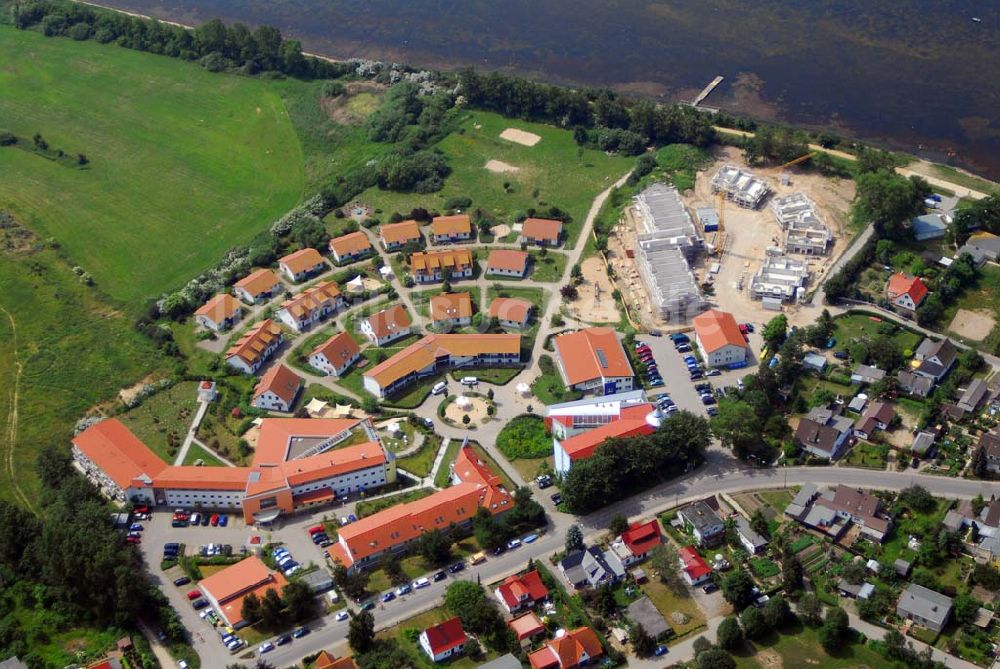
(607, 145, 855, 331)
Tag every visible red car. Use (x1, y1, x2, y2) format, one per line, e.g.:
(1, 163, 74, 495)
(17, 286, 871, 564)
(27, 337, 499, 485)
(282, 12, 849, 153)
(210, 514, 220, 526)
(308, 525, 325, 536)
(125, 536, 141, 545)
(187, 589, 202, 601)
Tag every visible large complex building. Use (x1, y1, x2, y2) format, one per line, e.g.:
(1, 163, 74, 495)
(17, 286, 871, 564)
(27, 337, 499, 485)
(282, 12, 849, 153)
(710, 165, 770, 209)
(551, 402, 662, 475)
(632, 184, 707, 322)
(692, 309, 749, 368)
(327, 445, 512, 572)
(749, 255, 809, 302)
(71, 417, 395, 523)
(362, 334, 521, 398)
(771, 193, 832, 255)
(553, 327, 634, 396)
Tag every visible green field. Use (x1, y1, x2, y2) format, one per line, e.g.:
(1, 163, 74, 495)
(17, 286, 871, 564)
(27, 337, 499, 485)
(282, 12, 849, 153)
(733, 624, 892, 669)
(0, 25, 304, 304)
(120, 381, 199, 463)
(360, 111, 634, 248)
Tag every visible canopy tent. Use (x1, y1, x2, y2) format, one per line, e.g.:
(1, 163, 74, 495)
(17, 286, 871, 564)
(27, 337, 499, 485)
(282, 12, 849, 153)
(379, 265, 393, 277)
(516, 382, 531, 396)
(305, 398, 329, 417)
(387, 421, 402, 435)
(346, 275, 365, 292)
(334, 403, 354, 417)
(456, 395, 472, 410)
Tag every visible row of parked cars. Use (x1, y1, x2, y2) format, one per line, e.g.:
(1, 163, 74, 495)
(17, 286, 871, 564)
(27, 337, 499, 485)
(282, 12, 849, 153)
(256, 626, 310, 655)
(271, 545, 302, 577)
(307, 524, 334, 548)
(634, 341, 664, 388)
(171, 509, 229, 528)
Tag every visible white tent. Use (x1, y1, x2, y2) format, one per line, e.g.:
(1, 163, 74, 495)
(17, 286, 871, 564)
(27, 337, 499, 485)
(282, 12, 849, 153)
(516, 382, 531, 396)
(305, 398, 329, 417)
(334, 403, 354, 417)
(346, 275, 365, 291)
(379, 265, 393, 278)
(387, 421, 402, 435)
(456, 396, 472, 410)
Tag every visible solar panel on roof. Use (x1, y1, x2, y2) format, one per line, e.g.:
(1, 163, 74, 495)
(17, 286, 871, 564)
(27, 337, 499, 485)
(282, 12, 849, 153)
(596, 349, 608, 369)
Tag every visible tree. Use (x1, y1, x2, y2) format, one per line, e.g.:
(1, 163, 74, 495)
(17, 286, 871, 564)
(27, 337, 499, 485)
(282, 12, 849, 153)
(717, 616, 743, 650)
(782, 553, 804, 592)
(348, 610, 375, 653)
(593, 584, 618, 617)
(560, 284, 578, 300)
(852, 171, 929, 240)
(711, 399, 765, 461)
(417, 528, 452, 566)
(721, 571, 755, 610)
(630, 623, 656, 657)
(608, 514, 629, 537)
(649, 543, 680, 589)
(740, 606, 767, 639)
(473, 507, 510, 550)
(763, 595, 791, 628)
(697, 648, 736, 669)
(761, 314, 788, 349)
(260, 587, 285, 627)
(798, 593, 823, 626)
(462, 414, 471, 425)
(882, 629, 908, 661)
(565, 524, 584, 553)
(333, 562, 370, 601)
(899, 485, 935, 513)
(444, 581, 503, 636)
(356, 639, 412, 669)
(819, 606, 849, 653)
(241, 592, 261, 624)
(842, 559, 866, 585)
(282, 580, 317, 623)
(953, 594, 980, 625)
(749, 509, 770, 539)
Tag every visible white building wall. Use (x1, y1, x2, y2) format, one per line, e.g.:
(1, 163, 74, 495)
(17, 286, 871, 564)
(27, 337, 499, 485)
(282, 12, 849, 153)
(554, 439, 572, 476)
(290, 463, 389, 498)
(163, 488, 245, 508)
(253, 390, 292, 413)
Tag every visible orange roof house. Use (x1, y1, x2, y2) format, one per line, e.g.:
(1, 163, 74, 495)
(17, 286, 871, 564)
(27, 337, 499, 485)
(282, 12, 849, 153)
(234, 268, 281, 304)
(309, 332, 362, 377)
(486, 250, 530, 277)
(278, 248, 326, 282)
(314, 652, 357, 669)
(361, 305, 413, 345)
(430, 292, 473, 326)
(198, 556, 288, 627)
(194, 293, 243, 331)
(275, 281, 344, 332)
(553, 327, 634, 394)
(692, 309, 748, 368)
(419, 617, 469, 662)
(495, 570, 550, 614)
(509, 611, 546, 641)
(528, 627, 603, 669)
(489, 297, 532, 326)
(431, 214, 472, 241)
(553, 403, 658, 475)
(225, 319, 283, 374)
(619, 519, 662, 562)
(379, 220, 422, 249)
(253, 363, 303, 412)
(410, 249, 474, 283)
(886, 273, 929, 311)
(72, 419, 169, 497)
(328, 231, 374, 262)
(522, 218, 564, 246)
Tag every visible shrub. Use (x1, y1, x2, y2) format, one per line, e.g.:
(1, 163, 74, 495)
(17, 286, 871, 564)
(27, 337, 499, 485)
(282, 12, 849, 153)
(496, 415, 550, 459)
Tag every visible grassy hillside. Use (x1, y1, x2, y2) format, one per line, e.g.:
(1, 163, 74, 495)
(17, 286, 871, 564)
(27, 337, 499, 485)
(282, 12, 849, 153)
(0, 25, 305, 305)
(360, 111, 635, 248)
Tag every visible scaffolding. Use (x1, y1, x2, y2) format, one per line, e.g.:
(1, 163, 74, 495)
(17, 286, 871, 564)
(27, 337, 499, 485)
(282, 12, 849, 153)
(710, 165, 771, 209)
(771, 193, 832, 255)
(749, 255, 810, 302)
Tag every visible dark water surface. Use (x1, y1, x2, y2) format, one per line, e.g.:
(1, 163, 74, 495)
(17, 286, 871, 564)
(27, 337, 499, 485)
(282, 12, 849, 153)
(104, 0, 1000, 179)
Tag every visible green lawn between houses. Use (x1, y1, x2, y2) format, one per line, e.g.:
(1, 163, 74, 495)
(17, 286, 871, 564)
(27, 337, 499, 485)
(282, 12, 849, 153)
(732, 623, 897, 669)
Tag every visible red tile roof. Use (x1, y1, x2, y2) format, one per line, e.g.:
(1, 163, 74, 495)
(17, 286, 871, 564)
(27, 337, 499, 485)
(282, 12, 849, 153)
(430, 292, 473, 323)
(73, 419, 168, 489)
(422, 617, 467, 656)
(679, 546, 711, 581)
(487, 249, 529, 273)
(279, 248, 325, 275)
(195, 293, 242, 323)
(489, 297, 532, 324)
(554, 328, 633, 385)
(329, 231, 372, 257)
(557, 404, 656, 461)
(887, 273, 929, 305)
(314, 653, 357, 669)
(410, 249, 473, 274)
(234, 269, 280, 298)
(198, 556, 287, 623)
(364, 305, 412, 340)
(254, 363, 303, 406)
(522, 218, 563, 243)
(363, 334, 520, 388)
(529, 627, 603, 669)
(380, 220, 422, 245)
(509, 611, 545, 640)
(225, 319, 282, 367)
(432, 215, 472, 237)
(253, 417, 367, 466)
(621, 519, 662, 556)
(311, 332, 361, 367)
(496, 570, 549, 609)
(278, 281, 342, 319)
(692, 309, 747, 353)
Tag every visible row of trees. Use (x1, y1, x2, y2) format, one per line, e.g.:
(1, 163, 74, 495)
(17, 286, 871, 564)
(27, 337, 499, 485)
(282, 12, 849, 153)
(240, 579, 316, 627)
(13, 0, 352, 80)
(561, 411, 711, 513)
(949, 194, 1000, 246)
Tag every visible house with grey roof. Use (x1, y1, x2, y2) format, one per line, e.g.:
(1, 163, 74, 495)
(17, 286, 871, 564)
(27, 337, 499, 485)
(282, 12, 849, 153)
(914, 338, 958, 381)
(851, 365, 886, 385)
(894, 558, 912, 577)
(838, 579, 875, 600)
(785, 483, 819, 520)
(897, 370, 935, 398)
(735, 517, 768, 554)
(559, 546, 626, 590)
(958, 232, 1000, 264)
(677, 501, 726, 547)
(979, 432, 1000, 474)
(911, 431, 937, 457)
(911, 214, 948, 241)
(795, 406, 855, 460)
(897, 584, 953, 632)
(626, 596, 671, 639)
(803, 352, 827, 373)
(958, 378, 989, 414)
(476, 653, 522, 669)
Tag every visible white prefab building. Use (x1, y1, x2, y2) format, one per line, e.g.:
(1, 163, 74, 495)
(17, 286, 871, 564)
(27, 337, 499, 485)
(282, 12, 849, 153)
(750, 255, 809, 302)
(711, 165, 770, 209)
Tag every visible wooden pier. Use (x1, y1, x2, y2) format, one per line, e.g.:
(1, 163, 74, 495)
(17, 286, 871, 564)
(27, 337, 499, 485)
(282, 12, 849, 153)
(693, 75, 724, 107)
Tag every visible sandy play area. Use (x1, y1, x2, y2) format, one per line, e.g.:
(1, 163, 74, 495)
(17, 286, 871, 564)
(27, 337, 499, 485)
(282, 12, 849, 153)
(949, 308, 996, 341)
(485, 159, 520, 173)
(566, 256, 621, 323)
(500, 128, 541, 147)
(445, 395, 490, 424)
(346, 276, 383, 293)
(491, 223, 512, 238)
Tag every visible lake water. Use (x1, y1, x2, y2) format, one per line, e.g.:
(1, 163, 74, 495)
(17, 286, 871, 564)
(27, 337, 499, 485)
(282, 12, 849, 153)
(102, 0, 1000, 179)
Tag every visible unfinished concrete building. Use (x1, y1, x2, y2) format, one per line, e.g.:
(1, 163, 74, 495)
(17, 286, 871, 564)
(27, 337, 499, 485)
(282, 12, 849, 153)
(710, 165, 770, 209)
(633, 184, 707, 322)
(750, 255, 810, 302)
(771, 193, 832, 255)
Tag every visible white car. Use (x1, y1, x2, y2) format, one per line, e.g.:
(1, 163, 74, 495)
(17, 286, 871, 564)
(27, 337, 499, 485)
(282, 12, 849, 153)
(413, 577, 431, 589)
(259, 642, 274, 654)
(507, 538, 522, 550)
(335, 611, 349, 621)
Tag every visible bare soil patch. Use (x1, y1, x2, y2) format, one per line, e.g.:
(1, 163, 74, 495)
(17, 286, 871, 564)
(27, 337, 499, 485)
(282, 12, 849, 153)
(445, 395, 489, 424)
(756, 648, 784, 669)
(566, 256, 621, 323)
(485, 159, 520, 173)
(499, 127, 541, 147)
(346, 276, 383, 293)
(491, 223, 512, 238)
(118, 374, 163, 405)
(321, 81, 387, 125)
(949, 308, 995, 341)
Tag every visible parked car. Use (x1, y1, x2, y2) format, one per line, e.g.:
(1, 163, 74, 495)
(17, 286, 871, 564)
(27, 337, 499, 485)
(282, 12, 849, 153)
(550, 493, 563, 505)
(190, 513, 201, 526)
(448, 562, 465, 574)
(125, 536, 141, 545)
(689, 371, 703, 380)
(293, 627, 309, 638)
(677, 344, 692, 352)
(536, 475, 552, 489)
(187, 589, 202, 600)
(395, 583, 412, 596)
(655, 645, 668, 656)
(275, 634, 292, 646)
(706, 406, 719, 416)
(649, 330, 662, 337)
(173, 576, 191, 587)
(129, 523, 143, 532)
(433, 571, 447, 582)
(670, 333, 689, 342)
(523, 534, 539, 544)
(492, 545, 506, 556)
(507, 538, 522, 550)
(834, 350, 849, 360)
(650, 379, 664, 387)
(192, 599, 209, 610)
(335, 611, 350, 621)
(218, 514, 228, 527)
(706, 369, 721, 376)
(413, 577, 431, 589)
(200, 513, 210, 526)
(210, 514, 220, 526)
(259, 642, 274, 654)
(702, 583, 719, 594)
(381, 592, 395, 603)
(359, 601, 376, 612)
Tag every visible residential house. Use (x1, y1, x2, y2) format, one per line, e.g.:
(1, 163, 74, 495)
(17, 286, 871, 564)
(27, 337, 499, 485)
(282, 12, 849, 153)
(851, 365, 886, 385)
(278, 248, 326, 283)
(275, 282, 344, 332)
(410, 250, 474, 284)
(958, 232, 1000, 264)
(379, 220, 422, 250)
(252, 364, 303, 413)
(896, 584, 953, 633)
(886, 273, 929, 312)
(527, 627, 603, 669)
(847, 395, 868, 414)
(614, 519, 662, 565)
(795, 406, 854, 460)
(897, 370, 935, 398)
(625, 597, 671, 639)
(913, 337, 958, 381)
(494, 570, 549, 614)
(233, 268, 281, 304)
(807, 485, 892, 542)
(313, 652, 357, 669)
(678, 546, 712, 586)
(735, 517, 768, 554)
(225, 319, 283, 374)
(198, 556, 289, 628)
(692, 309, 749, 368)
(803, 352, 827, 373)
(838, 579, 875, 600)
(677, 501, 725, 547)
(194, 293, 243, 332)
(430, 292, 473, 329)
(362, 334, 521, 399)
(911, 431, 937, 458)
(478, 655, 524, 669)
(489, 297, 532, 328)
(508, 612, 546, 642)
(431, 215, 472, 243)
(853, 401, 895, 440)
(958, 378, 989, 413)
(361, 305, 412, 346)
(522, 218, 563, 247)
(911, 214, 948, 241)
(309, 332, 361, 377)
(784, 483, 819, 521)
(328, 231, 373, 264)
(419, 617, 468, 663)
(486, 250, 530, 278)
(979, 432, 1000, 474)
(554, 327, 634, 396)
(559, 546, 626, 589)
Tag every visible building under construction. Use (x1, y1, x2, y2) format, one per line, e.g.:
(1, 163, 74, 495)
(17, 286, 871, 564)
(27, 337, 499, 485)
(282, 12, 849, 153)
(749, 255, 810, 302)
(771, 193, 832, 255)
(633, 184, 707, 323)
(710, 165, 771, 209)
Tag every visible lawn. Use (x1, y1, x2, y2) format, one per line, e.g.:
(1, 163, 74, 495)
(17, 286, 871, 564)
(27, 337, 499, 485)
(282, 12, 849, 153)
(640, 578, 707, 641)
(376, 605, 499, 669)
(757, 490, 795, 514)
(844, 441, 889, 469)
(356, 488, 434, 517)
(396, 429, 442, 479)
(335, 349, 380, 398)
(382, 376, 441, 409)
(941, 263, 1000, 346)
(360, 111, 635, 249)
(732, 623, 893, 669)
(532, 355, 582, 405)
(367, 539, 481, 594)
(485, 284, 550, 312)
(119, 381, 200, 462)
(487, 250, 567, 283)
(433, 438, 464, 488)
(833, 312, 923, 354)
(287, 330, 335, 376)
(450, 367, 522, 385)
(0, 25, 304, 304)
(0, 245, 169, 507)
(510, 456, 552, 483)
(181, 442, 228, 467)
(496, 415, 551, 460)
